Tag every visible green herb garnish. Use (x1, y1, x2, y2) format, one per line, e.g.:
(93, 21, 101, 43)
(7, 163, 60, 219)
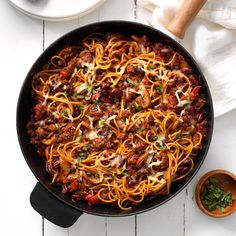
(136, 128, 144, 133)
(160, 145, 167, 151)
(157, 140, 166, 151)
(149, 64, 157, 69)
(87, 85, 93, 94)
(76, 157, 82, 166)
(209, 177, 219, 184)
(87, 172, 99, 178)
(72, 92, 78, 97)
(61, 109, 68, 116)
(122, 171, 129, 177)
(82, 144, 91, 151)
(153, 136, 158, 141)
(156, 85, 163, 93)
(175, 133, 181, 139)
(78, 152, 87, 158)
(135, 102, 143, 111)
(127, 77, 138, 86)
(92, 100, 99, 105)
(202, 178, 234, 212)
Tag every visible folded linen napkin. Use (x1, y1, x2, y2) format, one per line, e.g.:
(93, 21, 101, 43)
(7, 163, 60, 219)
(137, 0, 236, 117)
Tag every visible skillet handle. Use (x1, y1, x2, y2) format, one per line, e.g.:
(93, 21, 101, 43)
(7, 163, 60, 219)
(30, 182, 83, 228)
(166, 0, 207, 39)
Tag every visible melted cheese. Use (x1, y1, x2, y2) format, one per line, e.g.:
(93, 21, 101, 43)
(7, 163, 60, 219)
(140, 45, 147, 54)
(148, 174, 166, 183)
(86, 130, 99, 140)
(42, 93, 49, 106)
(110, 155, 123, 167)
(81, 62, 95, 70)
(105, 115, 117, 124)
(118, 66, 125, 75)
(148, 160, 162, 168)
(81, 62, 97, 84)
(175, 89, 191, 107)
(72, 68, 78, 77)
(88, 116, 94, 129)
(53, 81, 62, 90)
(76, 83, 88, 94)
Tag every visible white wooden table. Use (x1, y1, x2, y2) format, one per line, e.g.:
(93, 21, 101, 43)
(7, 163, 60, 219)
(1, 0, 236, 235)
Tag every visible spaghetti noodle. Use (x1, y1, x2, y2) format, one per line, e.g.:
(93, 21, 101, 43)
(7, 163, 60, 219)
(27, 33, 208, 210)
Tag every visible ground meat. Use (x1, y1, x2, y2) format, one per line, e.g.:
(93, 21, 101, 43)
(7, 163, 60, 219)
(80, 51, 93, 63)
(126, 64, 136, 74)
(106, 140, 118, 149)
(109, 88, 122, 98)
(57, 123, 76, 143)
(134, 141, 148, 152)
(92, 138, 106, 151)
(167, 94, 178, 108)
(35, 127, 49, 138)
(34, 104, 47, 120)
(58, 46, 79, 62)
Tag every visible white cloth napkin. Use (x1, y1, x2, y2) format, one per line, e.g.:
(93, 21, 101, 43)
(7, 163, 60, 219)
(137, 0, 236, 117)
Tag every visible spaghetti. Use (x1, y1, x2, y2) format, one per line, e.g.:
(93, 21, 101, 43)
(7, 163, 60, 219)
(27, 33, 208, 210)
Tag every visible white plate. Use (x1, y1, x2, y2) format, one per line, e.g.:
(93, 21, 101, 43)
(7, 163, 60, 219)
(8, 0, 106, 21)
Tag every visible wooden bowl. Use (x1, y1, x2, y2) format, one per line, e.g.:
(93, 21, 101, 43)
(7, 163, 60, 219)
(195, 169, 236, 217)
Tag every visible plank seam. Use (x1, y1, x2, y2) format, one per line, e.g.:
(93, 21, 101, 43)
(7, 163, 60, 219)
(134, 0, 137, 20)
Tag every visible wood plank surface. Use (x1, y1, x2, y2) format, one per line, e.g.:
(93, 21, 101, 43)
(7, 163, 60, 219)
(0, 1, 43, 236)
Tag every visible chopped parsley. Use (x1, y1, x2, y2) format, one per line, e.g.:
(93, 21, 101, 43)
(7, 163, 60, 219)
(152, 136, 158, 141)
(156, 85, 163, 93)
(149, 64, 157, 69)
(82, 144, 91, 151)
(92, 100, 99, 105)
(202, 177, 234, 212)
(72, 92, 78, 97)
(78, 152, 87, 158)
(76, 157, 82, 166)
(136, 128, 144, 133)
(175, 133, 181, 139)
(157, 140, 166, 151)
(127, 77, 138, 86)
(61, 109, 68, 116)
(122, 171, 129, 177)
(135, 102, 143, 111)
(87, 172, 99, 178)
(160, 145, 167, 151)
(87, 85, 93, 94)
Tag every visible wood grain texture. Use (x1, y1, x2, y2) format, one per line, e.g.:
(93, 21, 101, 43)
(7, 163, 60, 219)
(137, 191, 186, 236)
(0, 1, 43, 236)
(166, 0, 207, 39)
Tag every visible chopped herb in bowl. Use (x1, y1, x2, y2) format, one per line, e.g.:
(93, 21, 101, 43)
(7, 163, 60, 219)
(201, 177, 234, 212)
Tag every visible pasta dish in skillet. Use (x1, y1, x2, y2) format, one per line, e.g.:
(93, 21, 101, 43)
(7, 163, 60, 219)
(27, 33, 208, 210)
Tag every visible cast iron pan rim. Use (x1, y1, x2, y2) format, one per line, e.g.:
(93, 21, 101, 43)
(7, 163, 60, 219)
(16, 20, 214, 217)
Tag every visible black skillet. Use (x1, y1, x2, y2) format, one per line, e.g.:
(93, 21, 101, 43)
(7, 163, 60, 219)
(16, 20, 214, 228)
